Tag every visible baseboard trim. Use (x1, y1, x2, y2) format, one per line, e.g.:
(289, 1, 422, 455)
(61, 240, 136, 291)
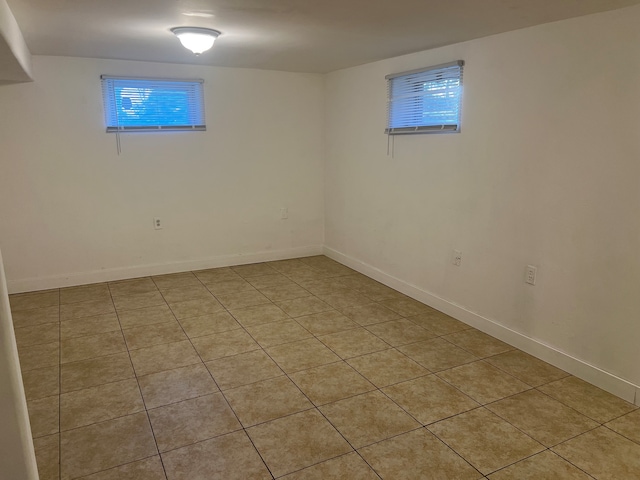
(8, 245, 324, 294)
(324, 245, 640, 404)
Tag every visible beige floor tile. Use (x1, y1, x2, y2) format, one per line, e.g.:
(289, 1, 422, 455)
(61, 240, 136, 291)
(257, 283, 311, 302)
(22, 365, 59, 400)
(353, 282, 399, 301)
(191, 329, 260, 361)
(486, 389, 598, 446)
(138, 363, 218, 410)
(231, 262, 277, 278)
(347, 349, 429, 388)
(366, 318, 436, 347)
(118, 305, 176, 329)
(229, 303, 290, 327)
(10, 290, 59, 311)
(383, 375, 479, 425)
(485, 350, 569, 387)
(60, 313, 120, 340)
(225, 376, 313, 427)
(160, 285, 212, 304)
(300, 278, 349, 296)
(168, 297, 224, 319)
(14, 323, 59, 348)
(398, 337, 477, 371)
(553, 427, 640, 480)
(246, 319, 312, 347)
(320, 391, 421, 448)
(266, 337, 341, 373)
(130, 340, 201, 376)
(152, 272, 201, 291)
(428, 408, 544, 475)
(437, 361, 530, 404)
(60, 412, 157, 479)
(443, 330, 514, 358)
(360, 428, 481, 480)
(290, 362, 376, 406)
(113, 291, 166, 311)
(12, 306, 60, 328)
(79, 456, 166, 480)
(277, 296, 333, 317)
(162, 430, 271, 480)
(281, 452, 379, 479)
(18, 341, 59, 371)
(606, 409, 640, 444)
(538, 376, 637, 423)
(205, 349, 283, 390)
(488, 450, 592, 480)
(340, 303, 402, 326)
(61, 352, 135, 393)
(123, 320, 187, 350)
(267, 258, 308, 274)
(59, 284, 111, 305)
(109, 277, 158, 296)
(60, 378, 145, 431)
(214, 290, 270, 310)
(178, 311, 240, 338)
(318, 291, 372, 310)
(61, 330, 126, 364)
(204, 278, 256, 295)
(194, 267, 242, 284)
(149, 393, 241, 452)
(34, 433, 59, 480)
(295, 310, 359, 336)
(379, 297, 433, 316)
(60, 299, 115, 321)
(28, 395, 59, 438)
(247, 273, 294, 289)
(248, 409, 352, 478)
(318, 327, 390, 359)
(407, 311, 471, 335)
(284, 266, 329, 282)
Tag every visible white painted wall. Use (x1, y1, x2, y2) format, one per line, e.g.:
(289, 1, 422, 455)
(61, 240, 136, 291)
(0, 248, 38, 480)
(0, 0, 32, 83)
(0, 56, 324, 291)
(325, 6, 640, 390)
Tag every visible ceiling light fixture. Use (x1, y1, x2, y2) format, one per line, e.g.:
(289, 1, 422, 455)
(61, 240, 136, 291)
(171, 27, 221, 55)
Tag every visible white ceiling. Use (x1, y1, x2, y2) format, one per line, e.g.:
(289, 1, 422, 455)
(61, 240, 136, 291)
(6, 0, 640, 73)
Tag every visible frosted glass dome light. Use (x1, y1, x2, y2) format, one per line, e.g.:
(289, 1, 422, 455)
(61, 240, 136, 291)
(171, 27, 221, 55)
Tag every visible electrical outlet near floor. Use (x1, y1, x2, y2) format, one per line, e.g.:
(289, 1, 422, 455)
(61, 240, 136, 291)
(153, 217, 163, 230)
(453, 250, 462, 266)
(525, 265, 537, 285)
(280, 207, 288, 220)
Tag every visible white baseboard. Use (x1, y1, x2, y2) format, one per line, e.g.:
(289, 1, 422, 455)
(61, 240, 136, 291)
(8, 245, 324, 294)
(324, 246, 640, 405)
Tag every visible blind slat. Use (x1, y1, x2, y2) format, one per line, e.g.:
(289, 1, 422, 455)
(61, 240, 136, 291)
(386, 62, 464, 135)
(101, 77, 206, 132)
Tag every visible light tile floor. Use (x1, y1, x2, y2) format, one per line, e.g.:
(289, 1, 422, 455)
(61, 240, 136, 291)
(10, 255, 640, 479)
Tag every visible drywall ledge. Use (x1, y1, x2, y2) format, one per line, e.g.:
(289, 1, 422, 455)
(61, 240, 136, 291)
(8, 244, 323, 293)
(0, 248, 39, 480)
(324, 246, 640, 404)
(0, 0, 32, 83)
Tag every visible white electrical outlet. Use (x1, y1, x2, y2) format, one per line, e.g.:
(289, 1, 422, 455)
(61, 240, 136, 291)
(525, 265, 537, 285)
(153, 217, 163, 230)
(280, 207, 288, 220)
(453, 250, 462, 267)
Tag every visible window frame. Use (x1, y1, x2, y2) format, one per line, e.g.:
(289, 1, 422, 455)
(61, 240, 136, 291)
(100, 75, 206, 133)
(385, 60, 464, 135)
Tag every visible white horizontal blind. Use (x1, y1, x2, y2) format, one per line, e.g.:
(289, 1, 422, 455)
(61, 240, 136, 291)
(101, 76, 206, 132)
(386, 61, 464, 135)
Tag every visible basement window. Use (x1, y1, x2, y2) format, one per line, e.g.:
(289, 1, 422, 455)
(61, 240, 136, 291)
(101, 76, 206, 132)
(386, 60, 464, 135)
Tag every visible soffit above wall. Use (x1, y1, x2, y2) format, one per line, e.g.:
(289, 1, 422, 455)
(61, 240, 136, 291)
(5, 0, 640, 73)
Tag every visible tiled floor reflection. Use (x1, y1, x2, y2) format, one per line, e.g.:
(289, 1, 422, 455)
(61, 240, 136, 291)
(11, 256, 640, 479)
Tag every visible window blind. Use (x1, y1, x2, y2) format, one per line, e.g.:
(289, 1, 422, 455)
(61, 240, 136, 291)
(101, 76, 206, 132)
(386, 61, 464, 135)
